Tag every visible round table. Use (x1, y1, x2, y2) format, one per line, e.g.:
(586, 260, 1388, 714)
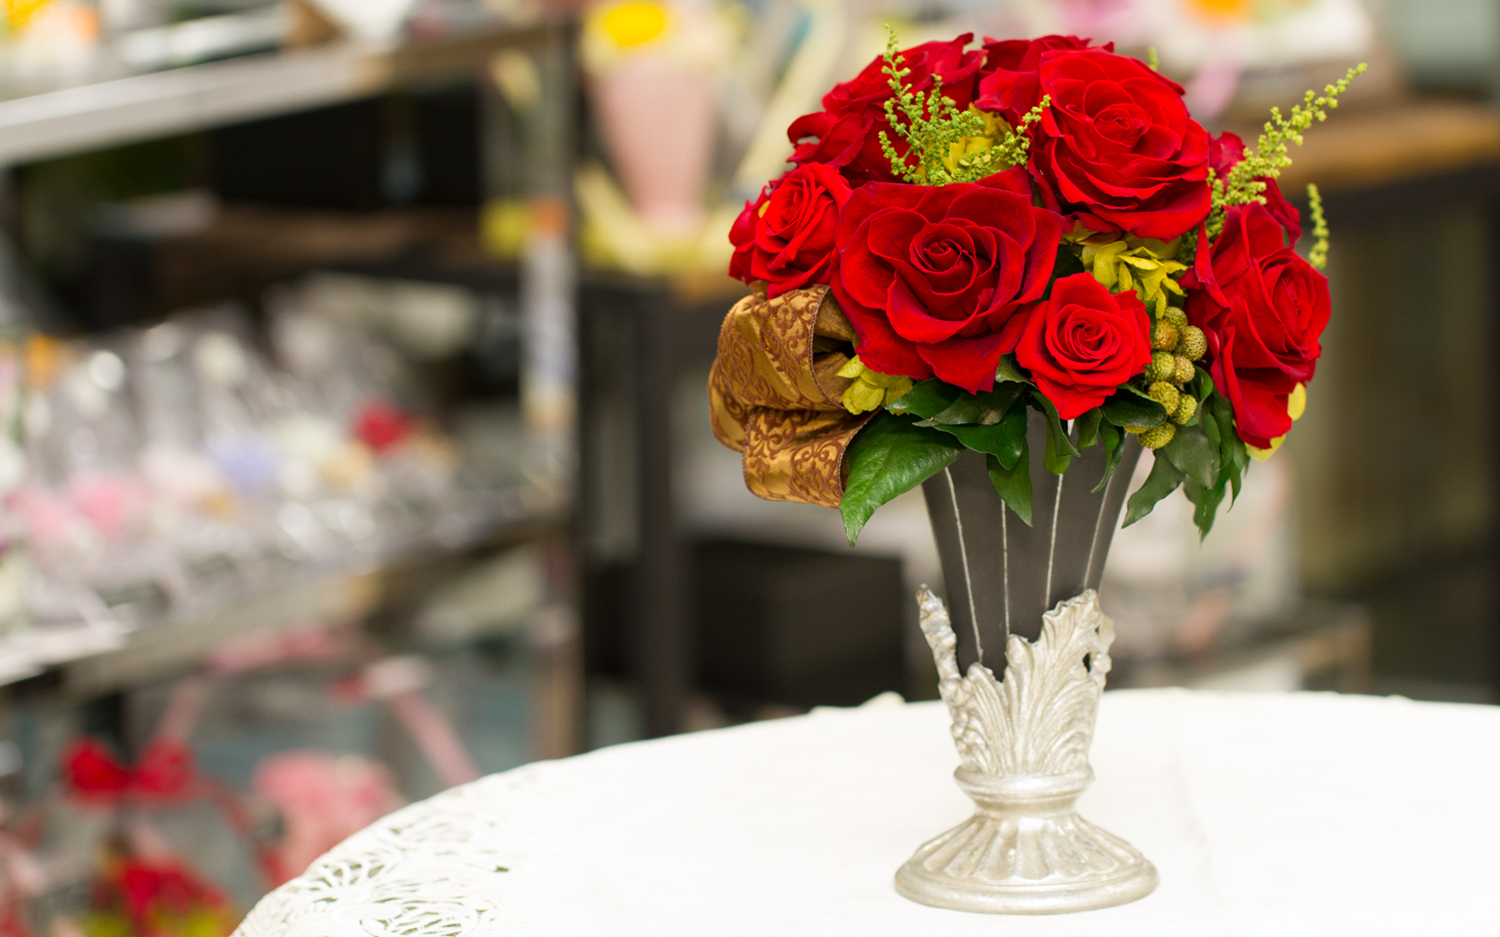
(235, 689, 1500, 937)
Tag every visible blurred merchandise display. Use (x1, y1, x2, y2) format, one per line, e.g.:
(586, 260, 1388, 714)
(577, 0, 734, 269)
(0, 0, 538, 98)
(0, 272, 555, 681)
(1103, 449, 1299, 661)
(0, 3, 580, 929)
(998, 0, 1382, 120)
(3, 680, 266, 937)
(250, 749, 403, 885)
(570, 0, 1414, 277)
(0, 343, 25, 640)
(0, 619, 540, 933)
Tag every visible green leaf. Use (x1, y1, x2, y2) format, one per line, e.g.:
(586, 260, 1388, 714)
(987, 451, 1033, 526)
(1160, 422, 1220, 489)
(1102, 387, 1168, 430)
(887, 380, 962, 419)
(1044, 423, 1071, 474)
(997, 403, 1030, 470)
(1123, 453, 1184, 527)
(1048, 248, 1086, 285)
(1030, 390, 1080, 464)
(1173, 367, 1212, 427)
(1191, 365, 1214, 401)
(1201, 405, 1222, 452)
(1076, 408, 1103, 449)
(1183, 477, 1228, 540)
(1226, 443, 1246, 502)
(995, 355, 1029, 385)
(1117, 381, 1160, 401)
(1208, 392, 1235, 453)
(931, 401, 1028, 470)
(840, 413, 964, 546)
(1228, 428, 1248, 477)
(1207, 392, 1247, 503)
(920, 383, 1025, 426)
(1092, 421, 1124, 494)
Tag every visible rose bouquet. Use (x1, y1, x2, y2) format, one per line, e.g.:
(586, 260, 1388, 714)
(710, 30, 1362, 543)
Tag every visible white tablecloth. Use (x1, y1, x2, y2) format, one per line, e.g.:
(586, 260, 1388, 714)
(236, 689, 1500, 937)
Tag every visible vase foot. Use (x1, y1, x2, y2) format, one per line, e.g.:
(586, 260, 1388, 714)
(895, 808, 1157, 914)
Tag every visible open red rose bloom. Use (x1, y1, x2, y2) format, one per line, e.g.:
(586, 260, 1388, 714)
(831, 169, 1063, 393)
(713, 30, 1352, 538)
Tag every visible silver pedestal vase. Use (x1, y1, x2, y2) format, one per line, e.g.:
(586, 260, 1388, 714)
(896, 413, 1157, 914)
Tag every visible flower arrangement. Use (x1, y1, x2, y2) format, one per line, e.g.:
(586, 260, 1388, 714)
(710, 30, 1363, 542)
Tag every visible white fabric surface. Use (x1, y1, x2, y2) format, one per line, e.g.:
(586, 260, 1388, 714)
(236, 689, 1500, 937)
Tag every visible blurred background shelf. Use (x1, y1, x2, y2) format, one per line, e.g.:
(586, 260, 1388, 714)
(0, 8, 584, 915)
(0, 23, 554, 167)
(1267, 100, 1500, 194)
(0, 491, 563, 695)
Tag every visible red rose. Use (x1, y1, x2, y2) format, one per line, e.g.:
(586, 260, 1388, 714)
(974, 34, 1103, 122)
(729, 163, 852, 296)
(831, 168, 1065, 393)
(788, 34, 985, 184)
(1208, 131, 1303, 245)
(1184, 203, 1330, 448)
(980, 48, 1211, 240)
(1014, 273, 1153, 419)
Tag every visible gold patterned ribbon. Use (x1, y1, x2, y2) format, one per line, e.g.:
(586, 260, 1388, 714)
(708, 285, 873, 508)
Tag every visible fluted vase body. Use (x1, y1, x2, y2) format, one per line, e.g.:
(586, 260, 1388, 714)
(896, 412, 1158, 914)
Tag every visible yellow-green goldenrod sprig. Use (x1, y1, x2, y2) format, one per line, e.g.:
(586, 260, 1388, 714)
(877, 26, 1049, 186)
(1307, 183, 1330, 270)
(1204, 63, 1366, 241)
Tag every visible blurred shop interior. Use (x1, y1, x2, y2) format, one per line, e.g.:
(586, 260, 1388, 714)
(0, 0, 1495, 929)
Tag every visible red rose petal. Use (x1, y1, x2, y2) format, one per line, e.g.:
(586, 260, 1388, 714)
(1016, 274, 1152, 420)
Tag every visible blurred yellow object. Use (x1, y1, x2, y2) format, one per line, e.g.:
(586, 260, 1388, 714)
(1248, 383, 1306, 461)
(574, 162, 733, 275)
(199, 488, 238, 520)
(4, 0, 53, 31)
(407, 432, 460, 472)
(80, 912, 131, 937)
(481, 199, 531, 260)
(321, 441, 375, 490)
(23, 334, 63, 390)
(1286, 381, 1307, 420)
(4, 0, 95, 37)
(1185, 0, 1251, 21)
(598, 1, 669, 48)
(490, 49, 541, 112)
(580, 0, 729, 74)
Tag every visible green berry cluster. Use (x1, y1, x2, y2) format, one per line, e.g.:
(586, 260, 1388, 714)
(1132, 307, 1206, 449)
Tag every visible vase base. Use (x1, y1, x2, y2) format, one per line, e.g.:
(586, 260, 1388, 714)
(894, 809, 1158, 914)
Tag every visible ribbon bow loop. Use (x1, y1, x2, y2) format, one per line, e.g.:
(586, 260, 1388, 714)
(64, 738, 197, 803)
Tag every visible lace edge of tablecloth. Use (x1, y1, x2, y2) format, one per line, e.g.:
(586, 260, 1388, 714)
(233, 766, 547, 937)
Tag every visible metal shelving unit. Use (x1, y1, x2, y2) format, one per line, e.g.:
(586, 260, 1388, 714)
(0, 21, 582, 756)
(0, 25, 554, 168)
